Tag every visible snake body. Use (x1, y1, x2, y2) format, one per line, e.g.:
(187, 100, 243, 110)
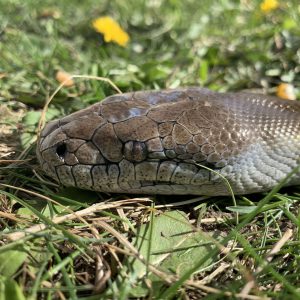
(37, 88, 300, 195)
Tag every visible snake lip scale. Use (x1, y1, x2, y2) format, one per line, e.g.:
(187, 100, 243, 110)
(37, 87, 300, 195)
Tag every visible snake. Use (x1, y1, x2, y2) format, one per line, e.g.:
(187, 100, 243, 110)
(36, 87, 300, 196)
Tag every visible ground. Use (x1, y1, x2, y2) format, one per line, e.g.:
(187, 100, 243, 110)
(1, 0, 300, 299)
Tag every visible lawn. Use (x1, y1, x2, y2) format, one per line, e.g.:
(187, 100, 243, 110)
(1, 0, 300, 299)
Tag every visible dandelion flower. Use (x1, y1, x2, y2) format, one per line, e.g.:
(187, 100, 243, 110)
(92, 16, 130, 47)
(276, 83, 296, 100)
(260, 0, 279, 13)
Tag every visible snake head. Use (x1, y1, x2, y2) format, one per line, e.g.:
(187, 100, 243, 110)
(37, 89, 300, 195)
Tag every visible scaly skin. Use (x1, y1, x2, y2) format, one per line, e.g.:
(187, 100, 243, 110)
(37, 88, 300, 195)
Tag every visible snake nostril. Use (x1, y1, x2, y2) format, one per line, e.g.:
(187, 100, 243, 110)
(56, 143, 67, 159)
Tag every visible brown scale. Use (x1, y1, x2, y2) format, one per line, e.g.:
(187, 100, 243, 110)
(93, 123, 123, 162)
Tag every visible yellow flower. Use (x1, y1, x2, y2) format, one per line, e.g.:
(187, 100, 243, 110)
(260, 0, 279, 13)
(276, 83, 296, 100)
(92, 16, 130, 47)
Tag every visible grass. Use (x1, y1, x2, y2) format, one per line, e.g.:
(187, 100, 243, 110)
(1, 0, 300, 299)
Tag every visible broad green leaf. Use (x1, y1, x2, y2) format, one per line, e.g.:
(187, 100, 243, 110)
(0, 277, 26, 300)
(17, 202, 67, 218)
(135, 211, 218, 275)
(0, 251, 27, 277)
(21, 107, 61, 148)
(283, 18, 297, 30)
(131, 210, 219, 277)
(22, 108, 61, 127)
(265, 69, 281, 77)
(16, 199, 47, 218)
(122, 210, 221, 297)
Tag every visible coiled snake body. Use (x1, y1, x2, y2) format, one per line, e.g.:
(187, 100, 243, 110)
(37, 88, 300, 195)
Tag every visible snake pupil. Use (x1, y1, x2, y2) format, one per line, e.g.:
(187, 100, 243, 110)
(56, 143, 67, 159)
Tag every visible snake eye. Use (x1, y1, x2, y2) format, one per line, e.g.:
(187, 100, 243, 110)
(56, 143, 67, 159)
